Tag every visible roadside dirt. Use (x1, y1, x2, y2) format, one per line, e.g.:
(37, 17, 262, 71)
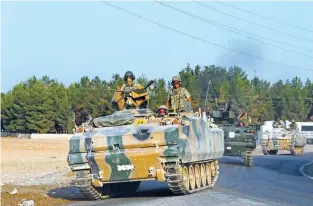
(1, 184, 74, 206)
(0, 137, 83, 206)
(1, 137, 73, 185)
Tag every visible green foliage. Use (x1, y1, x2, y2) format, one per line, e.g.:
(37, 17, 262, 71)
(1, 64, 312, 133)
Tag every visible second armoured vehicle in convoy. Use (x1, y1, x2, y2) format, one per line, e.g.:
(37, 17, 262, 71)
(67, 81, 225, 200)
(209, 100, 257, 167)
(260, 120, 306, 155)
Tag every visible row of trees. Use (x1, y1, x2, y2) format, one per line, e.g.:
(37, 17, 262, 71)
(1, 64, 313, 133)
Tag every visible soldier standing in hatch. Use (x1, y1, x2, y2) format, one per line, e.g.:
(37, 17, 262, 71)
(165, 75, 192, 112)
(274, 118, 283, 128)
(120, 71, 143, 92)
(289, 119, 296, 130)
(156, 105, 169, 117)
(238, 111, 252, 126)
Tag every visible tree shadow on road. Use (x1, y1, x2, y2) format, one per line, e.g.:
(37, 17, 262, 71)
(47, 180, 174, 202)
(113, 181, 173, 198)
(250, 152, 313, 176)
(47, 184, 90, 201)
(219, 157, 246, 166)
(219, 152, 313, 177)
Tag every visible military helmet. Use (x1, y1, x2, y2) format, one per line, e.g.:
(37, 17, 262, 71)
(172, 75, 182, 82)
(157, 105, 168, 115)
(124, 71, 135, 81)
(158, 105, 168, 110)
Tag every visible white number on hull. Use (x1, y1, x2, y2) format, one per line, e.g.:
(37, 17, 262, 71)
(117, 164, 135, 171)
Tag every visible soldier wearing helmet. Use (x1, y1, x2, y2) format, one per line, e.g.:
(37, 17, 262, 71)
(165, 75, 192, 112)
(273, 117, 283, 128)
(289, 119, 296, 130)
(120, 71, 143, 92)
(156, 105, 169, 117)
(238, 110, 252, 126)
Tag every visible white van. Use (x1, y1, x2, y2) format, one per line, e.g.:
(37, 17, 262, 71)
(295, 122, 313, 144)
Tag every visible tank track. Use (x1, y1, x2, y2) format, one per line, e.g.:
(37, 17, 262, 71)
(243, 150, 253, 167)
(74, 170, 109, 200)
(74, 170, 141, 200)
(164, 160, 219, 195)
(290, 146, 304, 155)
(261, 139, 269, 155)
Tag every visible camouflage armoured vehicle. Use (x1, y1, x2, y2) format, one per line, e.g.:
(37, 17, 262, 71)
(210, 100, 257, 167)
(67, 82, 225, 200)
(260, 121, 306, 155)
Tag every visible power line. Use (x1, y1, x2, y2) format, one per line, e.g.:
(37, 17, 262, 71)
(193, 1, 313, 43)
(101, 1, 313, 72)
(156, 0, 313, 53)
(155, 1, 313, 59)
(215, 1, 313, 34)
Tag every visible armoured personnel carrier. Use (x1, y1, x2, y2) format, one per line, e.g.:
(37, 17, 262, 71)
(260, 121, 306, 155)
(209, 100, 257, 167)
(67, 82, 225, 200)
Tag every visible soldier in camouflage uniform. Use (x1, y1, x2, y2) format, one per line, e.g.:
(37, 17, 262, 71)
(289, 119, 296, 130)
(238, 111, 252, 126)
(120, 71, 143, 92)
(165, 75, 192, 112)
(274, 118, 284, 128)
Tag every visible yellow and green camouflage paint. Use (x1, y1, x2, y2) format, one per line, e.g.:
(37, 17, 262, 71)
(260, 127, 306, 155)
(67, 109, 224, 183)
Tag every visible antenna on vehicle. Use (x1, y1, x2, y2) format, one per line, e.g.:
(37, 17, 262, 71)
(204, 80, 211, 112)
(145, 79, 155, 109)
(203, 80, 211, 121)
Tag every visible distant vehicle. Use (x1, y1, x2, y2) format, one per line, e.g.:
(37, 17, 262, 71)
(259, 120, 306, 155)
(295, 122, 313, 144)
(209, 100, 257, 167)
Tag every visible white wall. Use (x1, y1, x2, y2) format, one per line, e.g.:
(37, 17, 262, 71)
(1, 132, 73, 140)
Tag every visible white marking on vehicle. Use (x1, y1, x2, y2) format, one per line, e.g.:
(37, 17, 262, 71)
(117, 164, 135, 171)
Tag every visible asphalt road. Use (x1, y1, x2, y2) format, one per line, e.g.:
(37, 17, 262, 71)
(64, 146, 313, 206)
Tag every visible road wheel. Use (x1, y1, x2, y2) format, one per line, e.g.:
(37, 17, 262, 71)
(189, 165, 196, 191)
(194, 164, 201, 189)
(206, 163, 212, 186)
(200, 163, 206, 187)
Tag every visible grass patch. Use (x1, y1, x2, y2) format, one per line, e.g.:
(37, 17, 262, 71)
(1, 184, 74, 206)
(1, 192, 73, 206)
